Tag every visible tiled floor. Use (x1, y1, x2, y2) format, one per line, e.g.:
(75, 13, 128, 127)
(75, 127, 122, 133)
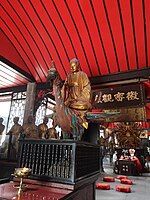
(96, 161, 150, 200)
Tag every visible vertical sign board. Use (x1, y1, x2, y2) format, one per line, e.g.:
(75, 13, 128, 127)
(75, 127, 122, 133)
(92, 83, 145, 109)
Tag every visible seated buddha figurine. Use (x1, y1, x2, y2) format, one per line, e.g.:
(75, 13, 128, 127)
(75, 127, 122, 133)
(44, 119, 58, 139)
(38, 116, 49, 139)
(47, 126, 58, 139)
(22, 115, 38, 139)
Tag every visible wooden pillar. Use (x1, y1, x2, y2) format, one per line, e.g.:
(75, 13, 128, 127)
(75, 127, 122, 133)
(23, 82, 36, 124)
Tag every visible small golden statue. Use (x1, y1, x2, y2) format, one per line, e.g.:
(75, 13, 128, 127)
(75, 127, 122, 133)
(12, 167, 31, 198)
(38, 116, 49, 139)
(22, 115, 38, 139)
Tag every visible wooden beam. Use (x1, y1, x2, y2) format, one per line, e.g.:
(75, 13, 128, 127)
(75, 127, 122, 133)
(0, 68, 149, 93)
(0, 82, 53, 93)
(90, 68, 150, 86)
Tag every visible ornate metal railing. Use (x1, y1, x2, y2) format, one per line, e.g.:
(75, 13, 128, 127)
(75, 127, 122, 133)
(18, 139, 100, 184)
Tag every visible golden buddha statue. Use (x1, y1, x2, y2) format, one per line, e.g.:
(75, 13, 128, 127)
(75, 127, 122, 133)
(22, 115, 38, 139)
(61, 58, 91, 129)
(0, 117, 5, 135)
(47, 127, 58, 139)
(38, 116, 49, 139)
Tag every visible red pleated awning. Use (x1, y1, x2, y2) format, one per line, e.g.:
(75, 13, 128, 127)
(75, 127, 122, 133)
(0, 0, 150, 89)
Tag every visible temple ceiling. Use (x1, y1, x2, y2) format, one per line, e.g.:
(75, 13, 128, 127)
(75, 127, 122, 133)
(0, 0, 150, 90)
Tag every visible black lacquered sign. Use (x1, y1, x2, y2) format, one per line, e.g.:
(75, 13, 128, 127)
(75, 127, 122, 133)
(92, 83, 145, 109)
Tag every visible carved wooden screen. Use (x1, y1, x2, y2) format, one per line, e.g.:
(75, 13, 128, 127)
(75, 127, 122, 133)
(35, 96, 55, 127)
(35, 97, 47, 125)
(7, 92, 26, 132)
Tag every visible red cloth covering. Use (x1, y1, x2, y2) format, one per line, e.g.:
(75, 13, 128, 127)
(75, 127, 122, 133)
(116, 185, 131, 193)
(131, 157, 142, 172)
(96, 183, 110, 190)
(116, 175, 128, 180)
(103, 177, 115, 182)
(120, 178, 133, 185)
(0, 182, 71, 199)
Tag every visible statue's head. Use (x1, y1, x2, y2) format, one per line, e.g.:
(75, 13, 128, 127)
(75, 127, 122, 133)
(13, 117, 19, 124)
(43, 116, 48, 124)
(27, 115, 34, 124)
(0, 117, 4, 124)
(70, 58, 80, 73)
